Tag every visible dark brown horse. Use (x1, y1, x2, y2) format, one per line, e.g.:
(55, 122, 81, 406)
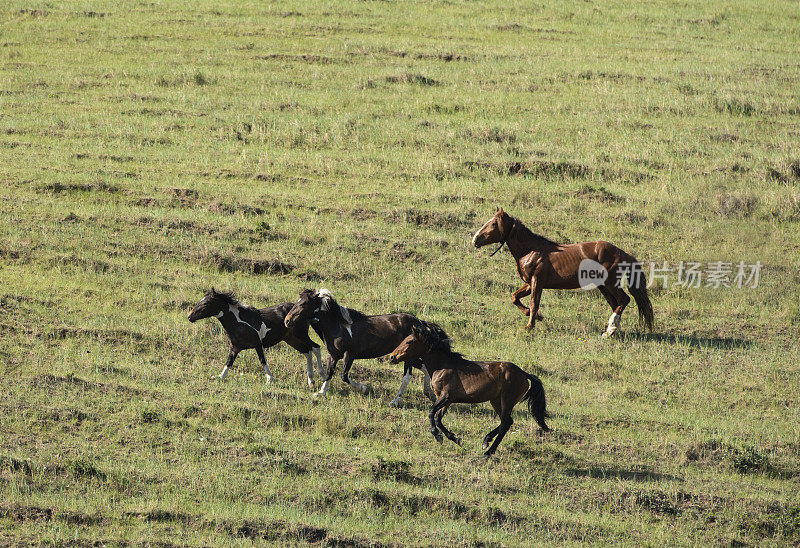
(188, 289, 323, 385)
(389, 322, 549, 457)
(283, 288, 441, 403)
(472, 207, 653, 337)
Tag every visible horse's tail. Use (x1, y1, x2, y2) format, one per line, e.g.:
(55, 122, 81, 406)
(624, 254, 654, 332)
(522, 372, 550, 432)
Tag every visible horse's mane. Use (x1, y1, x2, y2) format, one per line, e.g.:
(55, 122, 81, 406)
(209, 289, 238, 306)
(315, 289, 367, 323)
(512, 216, 561, 247)
(418, 321, 460, 357)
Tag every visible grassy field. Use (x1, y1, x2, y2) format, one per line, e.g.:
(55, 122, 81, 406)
(2, 0, 800, 545)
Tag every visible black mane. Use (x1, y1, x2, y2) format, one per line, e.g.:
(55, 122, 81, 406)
(209, 289, 238, 306)
(418, 321, 458, 356)
(512, 216, 561, 247)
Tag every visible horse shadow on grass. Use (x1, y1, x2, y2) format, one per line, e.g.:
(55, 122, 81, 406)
(621, 331, 752, 350)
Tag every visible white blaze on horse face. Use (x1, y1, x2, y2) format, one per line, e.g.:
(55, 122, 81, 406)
(215, 311, 224, 318)
(472, 216, 495, 247)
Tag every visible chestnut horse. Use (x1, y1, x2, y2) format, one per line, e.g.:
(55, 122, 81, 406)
(472, 208, 653, 337)
(389, 322, 549, 457)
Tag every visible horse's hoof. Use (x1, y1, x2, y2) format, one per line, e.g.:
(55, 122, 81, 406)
(432, 432, 443, 443)
(602, 328, 617, 339)
(311, 392, 325, 402)
(482, 452, 493, 460)
(389, 399, 401, 408)
(362, 383, 373, 395)
(265, 377, 275, 384)
(524, 324, 534, 332)
(453, 437, 462, 446)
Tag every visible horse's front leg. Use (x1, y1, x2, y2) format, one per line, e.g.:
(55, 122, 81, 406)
(216, 349, 239, 379)
(254, 346, 274, 384)
(314, 355, 339, 399)
(390, 362, 414, 407)
(341, 352, 370, 395)
(525, 280, 542, 331)
(512, 283, 531, 315)
(513, 283, 543, 320)
(305, 350, 315, 389)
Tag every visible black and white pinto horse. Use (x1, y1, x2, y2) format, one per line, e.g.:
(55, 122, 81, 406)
(188, 289, 323, 386)
(284, 288, 442, 404)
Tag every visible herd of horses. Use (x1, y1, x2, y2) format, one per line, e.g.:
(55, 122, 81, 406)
(188, 208, 654, 457)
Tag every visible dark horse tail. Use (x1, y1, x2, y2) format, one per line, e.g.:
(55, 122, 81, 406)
(522, 373, 550, 432)
(624, 254, 654, 331)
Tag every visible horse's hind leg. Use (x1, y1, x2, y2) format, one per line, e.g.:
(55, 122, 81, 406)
(341, 352, 370, 395)
(435, 405, 461, 446)
(284, 335, 316, 389)
(254, 346, 274, 384)
(217, 349, 239, 379)
(421, 367, 435, 402)
(484, 415, 513, 457)
(601, 283, 630, 339)
(428, 397, 450, 443)
(482, 399, 503, 449)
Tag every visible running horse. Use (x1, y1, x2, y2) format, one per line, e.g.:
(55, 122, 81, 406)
(389, 321, 550, 457)
(284, 288, 441, 404)
(188, 289, 324, 386)
(471, 208, 653, 337)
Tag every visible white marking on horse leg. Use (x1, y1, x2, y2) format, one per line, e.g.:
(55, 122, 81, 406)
(602, 312, 620, 338)
(314, 380, 330, 398)
(262, 358, 274, 383)
(421, 367, 434, 400)
(348, 380, 367, 393)
(390, 373, 413, 407)
(313, 347, 323, 376)
(218, 366, 230, 379)
(306, 351, 314, 388)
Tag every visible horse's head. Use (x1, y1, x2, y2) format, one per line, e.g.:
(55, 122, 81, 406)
(286, 288, 353, 330)
(390, 322, 450, 363)
(471, 206, 513, 248)
(188, 288, 231, 322)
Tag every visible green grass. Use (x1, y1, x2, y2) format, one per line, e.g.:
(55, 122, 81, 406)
(2, 0, 800, 545)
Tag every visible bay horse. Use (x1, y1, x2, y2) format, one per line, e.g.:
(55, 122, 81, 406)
(187, 288, 324, 386)
(471, 207, 653, 337)
(389, 322, 550, 457)
(283, 288, 440, 404)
